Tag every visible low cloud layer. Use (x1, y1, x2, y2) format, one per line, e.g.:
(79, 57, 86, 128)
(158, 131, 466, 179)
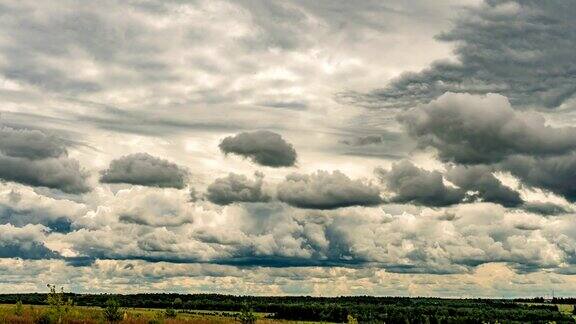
(219, 131, 297, 167)
(206, 172, 270, 205)
(100, 153, 189, 189)
(277, 170, 382, 209)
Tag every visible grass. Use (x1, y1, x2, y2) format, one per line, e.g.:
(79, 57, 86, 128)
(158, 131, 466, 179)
(0, 304, 329, 324)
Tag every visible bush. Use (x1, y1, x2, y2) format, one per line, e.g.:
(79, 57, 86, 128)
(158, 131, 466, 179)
(14, 300, 23, 316)
(237, 306, 256, 324)
(103, 298, 123, 322)
(164, 307, 177, 318)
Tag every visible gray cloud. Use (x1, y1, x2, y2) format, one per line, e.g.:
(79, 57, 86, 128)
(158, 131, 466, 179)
(379, 161, 464, 206)
(100, 153, 189, 189)
(219, 131, 297, 167)
(522, 201, 570, 216)
(0, 224, 59, 259)
(0, 127, 67, 159)
(0, 126, 90, 193)
(342, 0, 576, 109)
(399, 93, 576, 164)
(446, 165, 523, 207)
(206, 172, 270, 205)
(0, 154, 90, 194)
(277, 170, 382, 209)
(340, 135, 384, 146)
(501, 154, 576, 202)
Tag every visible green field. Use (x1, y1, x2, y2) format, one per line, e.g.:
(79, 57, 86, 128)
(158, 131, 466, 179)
(0, 303, 330, 324)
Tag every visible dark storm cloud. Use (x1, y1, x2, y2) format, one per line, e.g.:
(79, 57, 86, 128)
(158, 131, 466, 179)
(501, 154, 576, 202)
(277, 170, 382, 209)
(100, 153, 189, 189)
(342, 0, 576, 109)
(399, 93, 576, 164)
(206, 172, 270, 205)
(0, 127, 67, 159)
(219, 131, 297, 167)
(446, 165, 523, 207)
(0, 155, 90, 194)
(378, 161, 464, 206)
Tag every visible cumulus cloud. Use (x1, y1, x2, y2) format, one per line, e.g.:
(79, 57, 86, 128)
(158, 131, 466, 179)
(56, 200, 575, 274)
(0, 224, 59, 259)
(0, 155, 90, 194)
(219, 131, 297, 167)
(0, 127, 67, 159)
(396, 93, 576, 202)
(277, 170, 382, 209)
(206, 172, 270, 205)
(501, 154, 576, 202)
(446, 165, 523, 207)
(0, 184, 86, 232)
(342, 0, 576, 109)
(379, 161, 464, 206)
(100, 153, 189, 189)
(0, 127, 90, 193)
(399, 93, 576, 164)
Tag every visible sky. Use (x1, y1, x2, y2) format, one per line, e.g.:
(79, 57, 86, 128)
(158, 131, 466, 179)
(1, 0, 576, 297)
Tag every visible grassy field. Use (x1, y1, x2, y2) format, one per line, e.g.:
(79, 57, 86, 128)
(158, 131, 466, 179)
(0, 304, 328, 324)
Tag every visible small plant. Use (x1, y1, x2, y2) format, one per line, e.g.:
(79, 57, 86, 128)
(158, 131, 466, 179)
(14, 300, 23, 316)
(347, 314, 359, 324)
(164, 307, 177, 318)
(46, 284, 74, 322)
(103, 298, 123, 322)
(237, 305, 256, 324)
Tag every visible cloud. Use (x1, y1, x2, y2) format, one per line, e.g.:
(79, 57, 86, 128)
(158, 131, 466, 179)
(340, 135, 384, 146)
(379, 161, 464, 206)
(522, 201, 570, 216)
(446, 165, 523, 207)
(0, 224, 59, 259)
(0, 127, 67, 159)
(0, 183, 86, 232)
(501, 154, 576, 202)
(59, 201, 572, 274)
(277, 170, 382, 209)
(206, 172, 270, 205)
(219, 131, 297, 167)
(342, 0, 576, 109)
(0, 127, 90, 193)
(100, 153, 189, 189)
(399, 93, 576, 164)
(0, 154, 90, 194)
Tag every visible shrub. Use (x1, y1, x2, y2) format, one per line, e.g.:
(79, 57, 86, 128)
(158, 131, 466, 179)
(164, 307, 177, 318)
(237, 305, 256, 324)
(103, 298, 123, 322)
(14, 300, 23, 316)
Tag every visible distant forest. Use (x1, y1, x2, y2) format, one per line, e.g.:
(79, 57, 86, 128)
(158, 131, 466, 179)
(0, 293, 574, 323)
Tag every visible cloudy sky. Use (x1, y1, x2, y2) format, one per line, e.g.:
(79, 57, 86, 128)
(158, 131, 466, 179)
(2, 0, 576, 297)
